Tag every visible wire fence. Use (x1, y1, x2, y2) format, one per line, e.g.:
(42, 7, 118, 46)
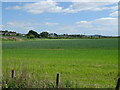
(1, 69, 120, 89)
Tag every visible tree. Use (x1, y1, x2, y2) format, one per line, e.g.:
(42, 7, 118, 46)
(54, 33, 58, 37)
(27, 30, 39, 38)
(27, 35, 35, 39)
(40, 32, 49, 38)
(4, 30, 8, 33)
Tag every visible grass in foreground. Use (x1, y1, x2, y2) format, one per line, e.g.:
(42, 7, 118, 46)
(2, 39, 118, 88)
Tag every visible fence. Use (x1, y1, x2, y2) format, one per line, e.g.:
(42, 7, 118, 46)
(2, 69, 120, 89)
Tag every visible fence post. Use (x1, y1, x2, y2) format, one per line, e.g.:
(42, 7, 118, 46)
(11, 70, 16, 78)
(116, 77, 120, 90)
(56, 73, 60, 88)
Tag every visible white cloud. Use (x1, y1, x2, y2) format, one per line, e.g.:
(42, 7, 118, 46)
(76, 21, 92, 27)
(110, 11, 118, 16)
(110, 6, 118, 10)
(3, 21, 59, 33)
(56, 25, 78, 34)
(6, 6, 21, 10)
(5, 21, 33, 28)
(2, 0, 119, 2)
(6, 1, 118, 14)
(52, 17, 118, 35)
(76, 17, 117, 26)
(25, 27, 35, 30)
(41, 22, 59, 26)
(0, 25, 4, 30)
(66, 2, 118, 13)
(93, 17, 118, 27)
(5, 21, 58, 28)
(6, 1, 63, 14)
(70, 0, 119, 2)
(3, 17, 118, 35)
(75, 17, 118, 35)
(3, 21, 34, 33)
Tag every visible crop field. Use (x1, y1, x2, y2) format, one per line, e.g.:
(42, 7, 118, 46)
(2, 39, 118, 88)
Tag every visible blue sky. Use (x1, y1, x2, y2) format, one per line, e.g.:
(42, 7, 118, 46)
(2, 1, 118, 36)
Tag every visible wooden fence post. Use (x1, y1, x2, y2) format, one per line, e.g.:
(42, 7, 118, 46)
(116, 77, 120, 90)
(11, 70, 15, 78)
(56, 73, 60, 88)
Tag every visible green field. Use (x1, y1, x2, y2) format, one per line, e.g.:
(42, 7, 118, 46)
(2, 39, 118, 88)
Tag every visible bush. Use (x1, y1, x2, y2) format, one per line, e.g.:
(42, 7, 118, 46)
(27, 35, 35, 39)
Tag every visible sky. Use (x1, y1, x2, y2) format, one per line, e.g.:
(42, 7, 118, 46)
(1, 1, 118, 36)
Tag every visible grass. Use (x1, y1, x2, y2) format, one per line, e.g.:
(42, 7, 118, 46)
(2, 38, 118, 88)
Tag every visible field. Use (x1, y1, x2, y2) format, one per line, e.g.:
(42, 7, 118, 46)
(2, 39, 118, 88)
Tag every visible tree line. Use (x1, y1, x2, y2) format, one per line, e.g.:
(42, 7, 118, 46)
(1, 30, 118, 39)
(26, 30, 106, 39)
(27, 30, 49, 38)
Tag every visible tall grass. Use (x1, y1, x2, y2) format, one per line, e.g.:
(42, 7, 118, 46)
(2, 39, 118, 88)
(2, 38, 118, 49)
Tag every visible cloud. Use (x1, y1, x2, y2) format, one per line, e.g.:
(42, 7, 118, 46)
(51, 17, 118, 35)
(41, 22, 59, 26)
(3, 17, 118, 35)
(5, 21, 58, 28)
(3, 21, 34, 33)
(5, 21, 31, 27)
(55, 25, 78, 34)
(76, 17, 117, 26)
(76, 21, 92, 27)
(6, 6, 21, 10)
(65, 2, 118, 13)
(93, 17, 117, 26)
(75, 17, 118, 35)
(69, 0, 119, 2)
(6, 1, 118, 14)
(2, 0, 119, 2)
(3, 21, 59, 33)
(0, 25, 4, 29)
(6, 0, 63, 14)
(110, 11, 118, 16)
